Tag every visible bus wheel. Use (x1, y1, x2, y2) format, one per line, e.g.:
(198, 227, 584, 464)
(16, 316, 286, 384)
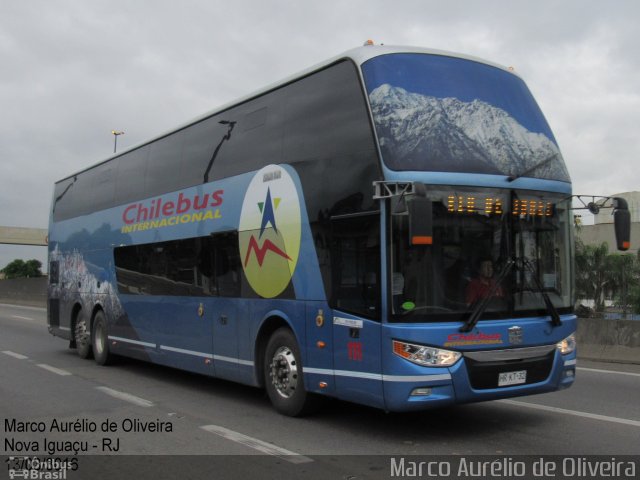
(264, 328, 318, 416)
(92, 310, 112, 366)
(74, 311, 92, 359)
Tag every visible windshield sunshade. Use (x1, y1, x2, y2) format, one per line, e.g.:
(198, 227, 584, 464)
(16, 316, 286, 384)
(362, 53, 570, 182)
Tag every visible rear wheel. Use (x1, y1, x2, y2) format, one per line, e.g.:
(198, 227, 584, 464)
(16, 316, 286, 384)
(92, 310, 112, 366)
(74, 311, 92, 359)
(264, 328, 318, 416)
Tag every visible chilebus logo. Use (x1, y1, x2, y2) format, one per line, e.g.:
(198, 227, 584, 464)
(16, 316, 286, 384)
(239, 165, 301, 298)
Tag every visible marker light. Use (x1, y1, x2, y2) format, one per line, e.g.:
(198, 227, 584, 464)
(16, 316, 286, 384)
(392, 340, 461, 367)
(410, 387, 432, 396)
(556, 333, 576, 355)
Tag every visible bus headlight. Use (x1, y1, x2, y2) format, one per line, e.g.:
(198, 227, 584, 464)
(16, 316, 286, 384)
(556, 333, 576, 355)
(392, 340, 461, 367)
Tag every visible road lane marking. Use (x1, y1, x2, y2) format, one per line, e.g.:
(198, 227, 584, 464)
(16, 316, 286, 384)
(11, 315, 34, 321)
(96, 386, 154, 407)
(2, 350, 29, 360)
(0, 304, 45, 312)
(498, 399, 640, 427)
(577, 367, 640, 378)
(37, 364, 72, 376)
(200, 425, 313, 463)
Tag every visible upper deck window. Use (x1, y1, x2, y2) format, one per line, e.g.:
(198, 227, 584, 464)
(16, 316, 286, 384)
(361, 53, 570, 182)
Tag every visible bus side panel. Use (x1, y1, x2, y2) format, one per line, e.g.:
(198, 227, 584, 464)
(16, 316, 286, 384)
(331, 311, 384, 409)
(303, 301, 335, 395)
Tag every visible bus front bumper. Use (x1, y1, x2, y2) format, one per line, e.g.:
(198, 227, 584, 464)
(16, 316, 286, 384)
(383, 347, 576, 412)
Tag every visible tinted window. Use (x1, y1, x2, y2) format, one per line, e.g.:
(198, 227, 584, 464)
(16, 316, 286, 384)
(146, 131, 185, 197)
(209, 98, 284, 180)
(49, 261, 59, 285)
(52, 177, 77, 221)
(181, 116, 225, 186)
(283, 61, 380, 216)
(115, 146, 150, 204)
(330, 213, 381, 319)
(53, 61, 379, 229)
(91, 160, 118, 212)
(52, 172, 95, 221)
(114, 232, 241, 297)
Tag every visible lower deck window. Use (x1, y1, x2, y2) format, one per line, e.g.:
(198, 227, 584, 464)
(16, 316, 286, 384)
(114, 233, 241, 297)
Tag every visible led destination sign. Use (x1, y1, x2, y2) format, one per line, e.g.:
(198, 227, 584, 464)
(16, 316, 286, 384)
(446, 194, 553, 217)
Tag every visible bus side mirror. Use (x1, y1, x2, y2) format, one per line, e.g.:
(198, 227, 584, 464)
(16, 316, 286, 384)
(408, 197, 433, 246)
(613, 197, 631, 251)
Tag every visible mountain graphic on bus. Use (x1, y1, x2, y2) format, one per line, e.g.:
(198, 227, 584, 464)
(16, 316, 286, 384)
(239, 165, 301, 298)
(369, 84, 570, 181)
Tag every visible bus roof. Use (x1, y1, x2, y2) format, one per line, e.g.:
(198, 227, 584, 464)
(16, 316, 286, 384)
(56, 44, 514, 184)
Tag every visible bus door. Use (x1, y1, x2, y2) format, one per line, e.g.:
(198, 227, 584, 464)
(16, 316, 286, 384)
(209, 233, 243, 381)
(330, 213, 384, 408)
(332, 313, 383, 407)
(211, 298, 240, 380)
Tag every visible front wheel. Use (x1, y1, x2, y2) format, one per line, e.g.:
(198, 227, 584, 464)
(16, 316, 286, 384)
(264, 328, 318, 416)
(92, 310, 113, 366)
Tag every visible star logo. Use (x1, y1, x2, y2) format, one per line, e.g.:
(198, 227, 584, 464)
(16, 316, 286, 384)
(239, 165, 301, 298)
(258, 187, 279, 237)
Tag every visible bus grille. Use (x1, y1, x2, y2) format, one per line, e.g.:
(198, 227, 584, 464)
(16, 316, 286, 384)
(463, 346, 555, 390)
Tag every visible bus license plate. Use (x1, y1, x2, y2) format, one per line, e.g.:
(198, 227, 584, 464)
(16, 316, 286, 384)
(498, 370, 527, 386)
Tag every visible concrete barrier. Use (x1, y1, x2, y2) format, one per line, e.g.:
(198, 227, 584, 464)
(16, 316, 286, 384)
(576, 317, 640, 364)
(0, 277, 47, 307)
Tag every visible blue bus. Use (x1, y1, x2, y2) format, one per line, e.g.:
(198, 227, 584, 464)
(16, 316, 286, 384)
(48, 44, 630, 416)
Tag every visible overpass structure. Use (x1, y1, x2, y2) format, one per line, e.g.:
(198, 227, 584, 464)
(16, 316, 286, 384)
(0, 226, 48, 246)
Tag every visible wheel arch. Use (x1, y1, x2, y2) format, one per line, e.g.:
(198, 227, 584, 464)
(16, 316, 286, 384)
(69, 302, 83, 347)
(90, 302, 106, 326)
(254, 313, 298, 388)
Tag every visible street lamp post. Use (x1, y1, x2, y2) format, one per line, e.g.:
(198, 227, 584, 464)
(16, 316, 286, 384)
(112, 130, 125, 153)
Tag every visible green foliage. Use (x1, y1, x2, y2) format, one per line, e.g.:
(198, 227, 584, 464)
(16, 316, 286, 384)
(575, 240, 609, 311)
(575, 240, 640, 312)
(0, 259, 43, 279)
(629, 284, 640, 315)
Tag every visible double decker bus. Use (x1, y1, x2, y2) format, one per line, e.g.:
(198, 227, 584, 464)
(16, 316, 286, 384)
(48, 44, 630, 416)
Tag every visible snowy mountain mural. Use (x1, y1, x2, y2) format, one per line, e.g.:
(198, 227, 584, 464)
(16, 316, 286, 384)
(369, 84, 570, 182)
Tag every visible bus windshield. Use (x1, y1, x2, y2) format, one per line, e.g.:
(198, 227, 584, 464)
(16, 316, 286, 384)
(362, 53, 570, 182)
(390, 187, 574, 322)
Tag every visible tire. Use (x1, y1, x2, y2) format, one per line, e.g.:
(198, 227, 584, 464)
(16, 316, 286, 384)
(92, 310, 113, 366)
(264, 328, 318, 416)
(74, 310, 92, 359)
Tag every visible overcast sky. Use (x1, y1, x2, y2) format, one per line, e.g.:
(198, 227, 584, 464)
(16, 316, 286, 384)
(1, 0, 639, 271)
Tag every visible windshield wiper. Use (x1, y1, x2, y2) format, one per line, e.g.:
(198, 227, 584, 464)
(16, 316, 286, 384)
(520, 258, 562, 327)
(507, 153, 558, 182)
(460, 259, 514, 333)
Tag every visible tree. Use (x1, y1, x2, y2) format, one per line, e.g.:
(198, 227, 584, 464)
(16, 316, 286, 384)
(575, 240, 640, 313)
(575, 240, 610, 311)
(607, 253, 640, 313)
(0, 259, 43, 279)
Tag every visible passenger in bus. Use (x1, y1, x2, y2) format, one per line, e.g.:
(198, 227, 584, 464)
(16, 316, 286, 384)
(465, 258, 504, 305)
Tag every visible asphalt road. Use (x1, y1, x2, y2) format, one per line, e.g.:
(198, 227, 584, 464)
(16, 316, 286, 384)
(1, 303, 639, 479)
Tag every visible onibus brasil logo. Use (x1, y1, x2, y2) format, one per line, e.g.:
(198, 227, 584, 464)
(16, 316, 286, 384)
(239, 165, 301, 298)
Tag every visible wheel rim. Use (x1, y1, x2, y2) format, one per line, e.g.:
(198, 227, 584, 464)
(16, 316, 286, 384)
(269, 346, 299, 398)
(94, 321, 105, 356)
(75, 317, 89, 350)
